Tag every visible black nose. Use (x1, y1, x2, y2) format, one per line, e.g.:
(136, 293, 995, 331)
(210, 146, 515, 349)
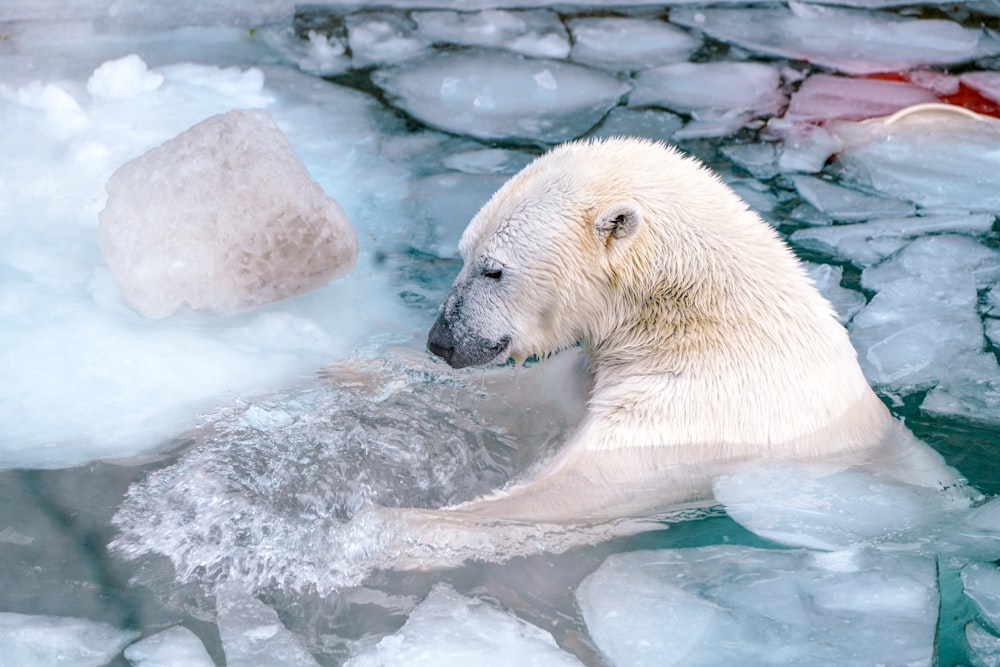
(427, 339, 453, 363)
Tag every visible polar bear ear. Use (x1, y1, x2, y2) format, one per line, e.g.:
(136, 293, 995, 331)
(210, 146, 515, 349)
(593, 202, 642, 245)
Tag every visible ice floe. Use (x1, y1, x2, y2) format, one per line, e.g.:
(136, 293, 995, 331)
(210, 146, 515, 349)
(412, 9, 569, 59)
(98, 108, 357, 318)
(123, 626, 215, 667)
(0, 612, 138, 667)
(577, 545, 939, 667)
(567, 16, 701, 71)
(671, 4, 1000, 75)
(216, 585, 321, 667)
(631, 61, 784, 139)
(345, 584, 584, 667)
(373, 50, 630, 143)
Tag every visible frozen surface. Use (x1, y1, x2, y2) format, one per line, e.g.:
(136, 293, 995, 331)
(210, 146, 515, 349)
(671, 4, 1000, 75)
(345, 584, 584, 667)
(802, 262, 866, 324)
(373, 50, 630, 143)
(123, 626, 215, 667)
(567, 17, 701, 71)
(967, 622, 1000, 667)
(99, 108, 357, 318)
(0, 612, 139, 667)
(577, 545, 938, 667)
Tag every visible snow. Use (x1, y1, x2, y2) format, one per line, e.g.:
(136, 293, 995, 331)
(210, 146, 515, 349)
(0, 612, 139, 667)
(345, 584, 584, 667)
(372, 50, 630, 143)
(123, 626, 215, 667)
(831, 107, 1000, 211)
(576, 545, 939, 667)
(99, 108, 357, 318)
(670, 4, 1000, 75)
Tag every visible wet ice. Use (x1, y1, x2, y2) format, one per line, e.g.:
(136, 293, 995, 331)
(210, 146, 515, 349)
(0, 613, 138, 667)
(123, 626, 214, 667)
(345, 584, 584, 667)
(577, 546, 939, 667)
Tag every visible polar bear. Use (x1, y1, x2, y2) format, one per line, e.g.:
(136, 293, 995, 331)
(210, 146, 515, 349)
(421, 137, 964, 525)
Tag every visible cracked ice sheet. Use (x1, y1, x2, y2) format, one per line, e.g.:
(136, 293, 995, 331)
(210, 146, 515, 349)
(849, 235, 1000, 424)
(577, 545, 938, 667)
(671, 3, 1000, 76)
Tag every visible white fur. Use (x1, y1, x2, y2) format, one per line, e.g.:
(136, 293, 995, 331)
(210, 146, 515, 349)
(423, 137, 964, 524)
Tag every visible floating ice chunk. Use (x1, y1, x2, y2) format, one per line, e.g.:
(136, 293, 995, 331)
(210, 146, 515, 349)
(967, 622, 1000, 667)
(630, 61, 783, 139)
(859, 234, 1000, 293)
(848, 236, 1000, 415)
(577, 545, 938, 667)
(830, 105, 1000, 210)
(217, 585, 321, 667)
(790, 213, 995, 266)
(567, 17, 701, 70)
(373, 50, 630, 143)
(345, 584, 583, 667)
(97, 0, 295, 29)
(412, 9, 569, 59)
(587, 107, 683, 143)
(124, 626, 214, 667)
(720, 142, 779, 179)
(98, 108, 358, 319)
(346, 11, 429, 68)
(782, 74, 937, 124)
(294, 30, 350, 76)
(0, 613, 138, 667)
(964, 563, 1000, 633)
(713, 458, 958, 551)
(671, 4, 1000, 75)
(87, 54, 163, 100)
(963, 71, 1000, 105)
(790, 174, 914, 222)
(803, 263, 866, 324)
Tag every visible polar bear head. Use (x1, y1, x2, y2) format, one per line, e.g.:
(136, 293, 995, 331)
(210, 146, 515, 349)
(428, 136, 781, 370)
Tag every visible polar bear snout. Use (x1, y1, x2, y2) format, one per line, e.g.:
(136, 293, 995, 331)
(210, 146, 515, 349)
(427, 312, 510, 369)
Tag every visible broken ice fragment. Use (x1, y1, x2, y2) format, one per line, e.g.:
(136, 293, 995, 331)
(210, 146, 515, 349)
(123, 626, 215, 667)
(372, 50, 630, 143)
(345, 584, 584, 667)
(567, 16, 701, 71)
(98, 109, 358, 319)
(671, 5, 1000, 75)
(577, 546, 938, 667)
(412, 9, 570, 59)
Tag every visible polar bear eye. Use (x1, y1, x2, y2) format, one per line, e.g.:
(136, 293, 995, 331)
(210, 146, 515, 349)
(482, 268, 503, 281)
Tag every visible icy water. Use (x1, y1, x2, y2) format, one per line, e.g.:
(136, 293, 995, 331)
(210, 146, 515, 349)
(2, 1, 1000, 665)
